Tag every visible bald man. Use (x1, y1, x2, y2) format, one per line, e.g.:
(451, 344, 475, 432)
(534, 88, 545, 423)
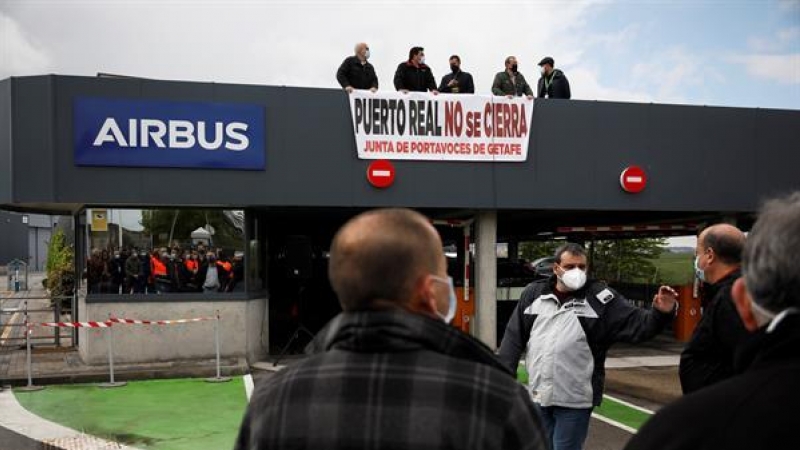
(235, 209, 547, 450)
(679, 224, 749, 394)
(336, 42, 378, 93)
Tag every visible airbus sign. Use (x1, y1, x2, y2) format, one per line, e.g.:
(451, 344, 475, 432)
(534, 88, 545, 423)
(74, 98, 266, 170)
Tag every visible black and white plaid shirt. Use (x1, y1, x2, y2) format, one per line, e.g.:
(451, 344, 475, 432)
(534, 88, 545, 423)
(235, 310, 547, 450)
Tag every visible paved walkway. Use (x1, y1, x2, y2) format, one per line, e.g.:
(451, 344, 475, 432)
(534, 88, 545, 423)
(0, 389, 141, 450)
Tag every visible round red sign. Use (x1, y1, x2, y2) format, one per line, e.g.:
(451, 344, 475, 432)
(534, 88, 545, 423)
(620, 166, 647, 193)
(367, 160, 395, 189)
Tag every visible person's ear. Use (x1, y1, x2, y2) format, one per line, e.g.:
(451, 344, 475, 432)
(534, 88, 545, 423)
(732, 277, 760, 332)
(410, 274, 439, 317)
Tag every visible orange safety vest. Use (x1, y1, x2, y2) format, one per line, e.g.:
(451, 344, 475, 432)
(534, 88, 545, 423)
(185, 259, 198, 272)
(217, 260, 232, 273)
(151, 256, 167, 277)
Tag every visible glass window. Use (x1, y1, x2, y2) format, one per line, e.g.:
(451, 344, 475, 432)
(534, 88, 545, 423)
(81, 208, 246, 296)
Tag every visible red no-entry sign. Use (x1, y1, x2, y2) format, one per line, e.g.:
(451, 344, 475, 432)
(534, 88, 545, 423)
(367, 160, 395, 189)
(620, 166, 647, 193)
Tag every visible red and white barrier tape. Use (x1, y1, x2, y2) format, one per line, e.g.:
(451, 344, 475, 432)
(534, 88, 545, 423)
(27, 316, 217, 328)
(36, 321, 112, 328)
(109, 317, 216, 326)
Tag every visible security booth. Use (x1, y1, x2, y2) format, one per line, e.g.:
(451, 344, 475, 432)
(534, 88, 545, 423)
(1, 74, 798, 366)
(6, 258, 28, 292)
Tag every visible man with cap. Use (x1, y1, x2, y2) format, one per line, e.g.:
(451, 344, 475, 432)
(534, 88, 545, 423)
(625, 191, 800, 450)
(537, 56, 571, 99)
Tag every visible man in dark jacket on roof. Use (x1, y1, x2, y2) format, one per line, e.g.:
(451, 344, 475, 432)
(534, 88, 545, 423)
(336, 42, 378, 93)
(499, 242, 677, 450)
(235, 208, 547, 450)
(438, 55, 474, 94)
(537, 56, 571, 99)
(625, 192, 800, 450)
(394, 46, 438, 93)
(679, 223, 748, 393)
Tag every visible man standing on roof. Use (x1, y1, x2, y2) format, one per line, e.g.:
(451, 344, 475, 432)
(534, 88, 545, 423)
(438, 55, 474, 94)
(394, 46, 438, 93)
(492, 56, 534, 99)
(537, 56, 571, 99)
(336, 42, 378, 93)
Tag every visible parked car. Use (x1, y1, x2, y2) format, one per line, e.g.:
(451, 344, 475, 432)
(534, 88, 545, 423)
(497, 259, 540, 287)
(529, 256, 556, 279)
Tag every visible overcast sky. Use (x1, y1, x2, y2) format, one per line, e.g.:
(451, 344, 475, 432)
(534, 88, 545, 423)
(2, 0, 798, 108)
(3, 0, 798, 245)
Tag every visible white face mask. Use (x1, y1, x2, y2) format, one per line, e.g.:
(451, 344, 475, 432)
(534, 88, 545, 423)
(694, 256, 706, 282)
(540, 65, 546, 76)
(558, 267, 587, 291)
(431, 275, 457, 323)
(365, 50, 370, 60)
(420, 56, 426, 65)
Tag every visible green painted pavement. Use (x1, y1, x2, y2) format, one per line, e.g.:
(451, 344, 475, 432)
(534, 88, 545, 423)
(594, 397, 651, 430)
(517, 363, 651, 430)
(14, 377, 247, 450)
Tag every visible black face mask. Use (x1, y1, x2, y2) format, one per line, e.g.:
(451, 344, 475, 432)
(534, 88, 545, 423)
(511, 64, 519, 73)
(450, 64, 459, 73)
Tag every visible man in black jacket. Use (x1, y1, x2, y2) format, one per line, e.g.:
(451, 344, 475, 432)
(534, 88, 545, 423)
(336, 42, 378, 93)
(537, 56, 571, 99)
(679, 223, 748, 393)
(394, 46, 438, 93)
(235, 209, 547, 450)
(438, 55, 474, 94)
(625, 192, 800, 450)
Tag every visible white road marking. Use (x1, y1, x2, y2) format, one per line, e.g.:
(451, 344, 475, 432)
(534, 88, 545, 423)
(244, 373, 254, 401)
(0, 312, 20, 344)
(603, 394, 656, 415)
(591, 413, 638, 434)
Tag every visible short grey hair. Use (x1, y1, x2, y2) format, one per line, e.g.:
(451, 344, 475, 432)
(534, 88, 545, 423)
(742, 192, 800, 313)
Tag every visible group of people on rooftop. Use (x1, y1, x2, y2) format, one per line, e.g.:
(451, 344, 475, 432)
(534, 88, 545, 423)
(336, 43, 571, 99)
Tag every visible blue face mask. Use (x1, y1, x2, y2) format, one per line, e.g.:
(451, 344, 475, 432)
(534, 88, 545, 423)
(694, 256, 706, 282)
(431, 275, 457, 323)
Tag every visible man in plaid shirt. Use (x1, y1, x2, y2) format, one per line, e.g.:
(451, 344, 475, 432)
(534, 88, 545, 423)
(235, 208, 547, 450)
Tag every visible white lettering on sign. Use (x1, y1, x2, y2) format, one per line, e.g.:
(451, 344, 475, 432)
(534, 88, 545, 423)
(92, 118, 250, 151)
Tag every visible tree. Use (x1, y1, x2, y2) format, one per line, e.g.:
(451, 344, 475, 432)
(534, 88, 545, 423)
(139, 210, 243, 250)
(519, 241, 561, 261)
(590, 238, 667, 284)
(45, 228, 75, 302)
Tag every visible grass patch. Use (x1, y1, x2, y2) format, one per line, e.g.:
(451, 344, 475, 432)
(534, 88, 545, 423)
(15, 377, 247, 450)
(653, 252, 693, 285)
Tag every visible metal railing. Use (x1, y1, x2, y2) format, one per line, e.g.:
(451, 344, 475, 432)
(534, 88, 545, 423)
(0, 295, 76, 348)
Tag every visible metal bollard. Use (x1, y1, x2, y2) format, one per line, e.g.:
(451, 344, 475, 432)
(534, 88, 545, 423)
(17, 301, 44, 392)
(54, 300, 61, 347)
(99, 314, 126, 388)
(206, 311, 231, 383)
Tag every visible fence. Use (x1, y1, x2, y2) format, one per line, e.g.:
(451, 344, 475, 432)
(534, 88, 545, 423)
(0, 295, 76, 349)
(18, 311, 229, 391)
